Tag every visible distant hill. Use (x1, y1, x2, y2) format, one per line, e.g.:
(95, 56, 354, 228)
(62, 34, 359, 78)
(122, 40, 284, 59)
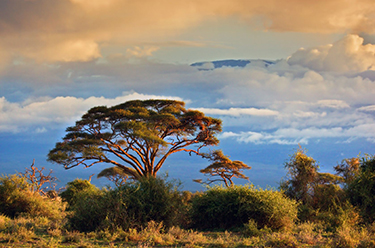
(190, 59, 276, 70)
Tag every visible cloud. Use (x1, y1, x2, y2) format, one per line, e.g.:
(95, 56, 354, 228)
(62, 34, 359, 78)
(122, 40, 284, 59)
(358, 105, 375, 112)
(222, 124, 375, 145)
(126, 46, 160, 58)
(317, 100, 350, 109)
(1, 0, 375, 69)
(0, 93, 183, 133)
(69, 0, 116, 9)
(2, 35, 375, 145)
(194, 107, 279, 117)
(287, 34, 375, 72)
(23, 39, 101, 63)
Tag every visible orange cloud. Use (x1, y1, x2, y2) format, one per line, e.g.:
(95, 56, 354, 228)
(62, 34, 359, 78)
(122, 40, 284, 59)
(126, 46, 160, 58)
(0, 0, 375, 67)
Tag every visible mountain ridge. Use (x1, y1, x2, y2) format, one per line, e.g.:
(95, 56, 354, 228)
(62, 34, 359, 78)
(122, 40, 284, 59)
(191, 59, 276, 70)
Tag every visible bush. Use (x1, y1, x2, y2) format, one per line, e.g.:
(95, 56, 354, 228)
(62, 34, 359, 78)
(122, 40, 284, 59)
(0, 174, 65, 220)
(190, 184, 298, 231)
(60, 179, 99, 208)
(68, 176, 186, 232)
(314, 202, 360, 233)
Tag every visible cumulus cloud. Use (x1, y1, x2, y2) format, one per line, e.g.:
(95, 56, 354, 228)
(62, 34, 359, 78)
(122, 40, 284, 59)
(1, 34, 375, 145)
(288, 34, 375, 72)
(0, 92, 183, 133)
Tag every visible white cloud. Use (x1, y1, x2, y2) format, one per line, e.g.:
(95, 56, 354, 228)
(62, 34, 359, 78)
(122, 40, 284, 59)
(220, 131, 308, 145)
(292, 111, 326, 118)
(358, 105, 375, 112)
(194, 107, 279, 116)
(222, 124, 375, 145)
(288, 34, 375, 72)
(195, 62, 215, 70)
(317, 100, 350, 109)
(0, 93, 183, 133)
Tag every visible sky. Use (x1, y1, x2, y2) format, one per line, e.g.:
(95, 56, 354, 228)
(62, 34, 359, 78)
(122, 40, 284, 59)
(1, 0, 375, 191)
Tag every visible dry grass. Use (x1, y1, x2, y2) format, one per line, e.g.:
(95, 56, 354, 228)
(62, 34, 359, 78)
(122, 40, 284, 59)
(2, 216, 375, 247)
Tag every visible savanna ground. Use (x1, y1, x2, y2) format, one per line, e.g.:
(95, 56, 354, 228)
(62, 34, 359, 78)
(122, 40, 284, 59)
(2, 213, 375, 247)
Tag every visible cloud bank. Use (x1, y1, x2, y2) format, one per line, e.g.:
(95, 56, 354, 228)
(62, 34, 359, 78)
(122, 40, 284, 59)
(1, 0, 375, 68)
(1, 34, 375, 146)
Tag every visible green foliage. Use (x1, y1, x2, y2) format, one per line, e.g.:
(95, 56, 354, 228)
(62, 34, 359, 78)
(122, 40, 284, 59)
(48, 99, 222, 180)
(346, 155, 375, 223)
(334, 157, 360, 186)
(315, 202, 360, 232)
(97, 166, 128, 187)
(0, 174, 65, 220)
(68, 176, 186, 232)
(312, 183, 346, 212)
(59, 179, 99, 207)
(279, 147, 355, 228)
(280, 147, 319, 205)
(243, 219, 262, 237)
(190, 184, 298, 231)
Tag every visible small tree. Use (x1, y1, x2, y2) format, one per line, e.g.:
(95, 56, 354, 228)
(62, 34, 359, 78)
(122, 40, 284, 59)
(280, 147, 319, 205)
(346, 155, 375, 222)
(48, 99, 222, 180)
(19, 159, 58, 195)
(194, 150, 251, 187)
(280, 147, 356, 225)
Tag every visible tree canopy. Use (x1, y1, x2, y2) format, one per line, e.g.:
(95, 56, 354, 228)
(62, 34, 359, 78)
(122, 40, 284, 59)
(48, 99, 222, 180)
(279, 147, 319, 205)
(346, 155, 375, 222)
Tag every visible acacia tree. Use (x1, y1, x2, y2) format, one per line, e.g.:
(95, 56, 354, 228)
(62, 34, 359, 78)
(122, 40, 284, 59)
(48, 99, 222, 180)
(194, 150, 251, 187)
(279, 147, 319, 205)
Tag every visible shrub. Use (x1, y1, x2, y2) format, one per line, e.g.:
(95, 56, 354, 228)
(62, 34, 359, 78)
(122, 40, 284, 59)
(68, 176, 186, 232)
(190, 184, 298, 231)
(0, 214, 11, 231)
(0, 174, 65, 220)
(59, 179, 99, 208)
(315, 202, 360, 232)
(243, 219, 261, 237)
